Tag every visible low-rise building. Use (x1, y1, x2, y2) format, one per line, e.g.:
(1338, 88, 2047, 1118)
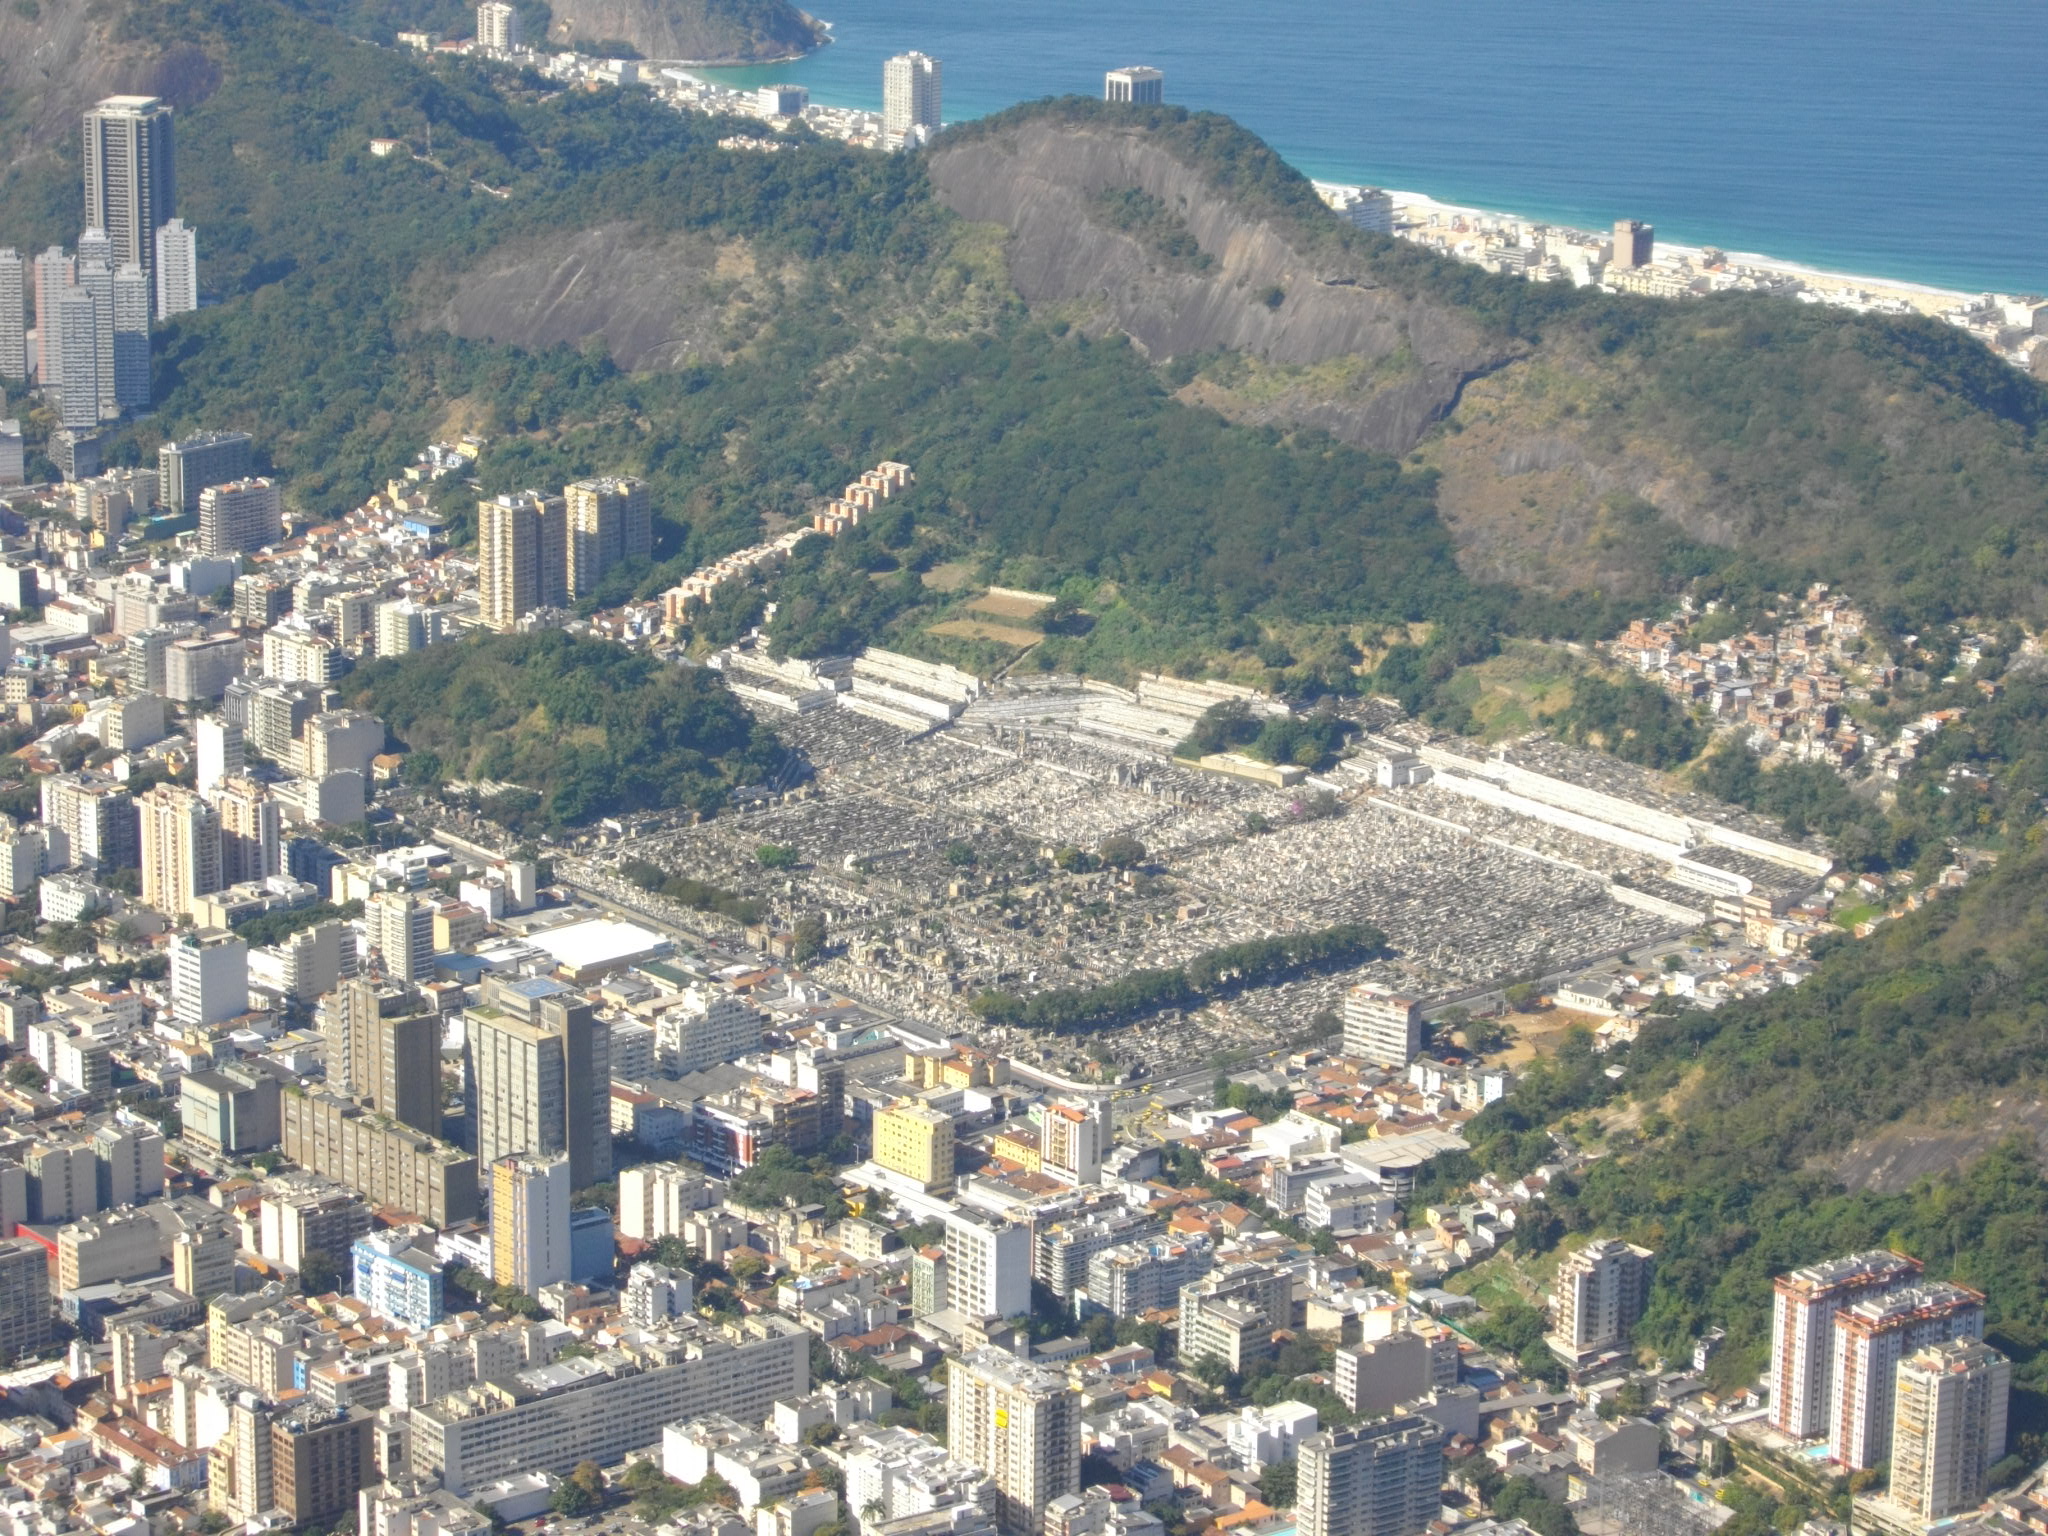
(353, 1226, 445, 1331)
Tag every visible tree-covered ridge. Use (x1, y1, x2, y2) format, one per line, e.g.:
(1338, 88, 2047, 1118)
(949, 98, 2048, 625)
(4, 0, 944, 513)
(1466, 843, 2048, 1455)
(830, 327, 1466, 624)
(4, 3, 2041, 683)
(0, 0, 1531, 682)
(344, 630, 782, 825)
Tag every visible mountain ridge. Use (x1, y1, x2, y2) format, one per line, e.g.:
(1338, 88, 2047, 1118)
(926, 117, 1511, 457)
(932, 100, 2048, 612)
(544, 0, 823, 62)
(6, 4, 2047, 638)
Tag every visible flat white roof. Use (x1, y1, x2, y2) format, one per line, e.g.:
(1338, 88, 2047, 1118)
(528, 917, 671, 972)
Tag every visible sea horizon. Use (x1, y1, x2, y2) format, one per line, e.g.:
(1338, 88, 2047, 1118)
(698, 0, 2047, 299)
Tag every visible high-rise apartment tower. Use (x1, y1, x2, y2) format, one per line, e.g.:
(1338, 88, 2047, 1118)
(1890, 1338, 2010, 1522)
(882, 53, 942, 149)
(947, 1348, 1080, 1534)
(1297, 1416, 1445, 1536)
(1769, 1250, 1922, 1439)
(1611, 218, 1655, 271)
(84, 97, 176, 284)
(0, 250, 26, 382)
(155, 218, 199, 320)
(1103, 66, 1163, 104)
(476, 1, 522, 49)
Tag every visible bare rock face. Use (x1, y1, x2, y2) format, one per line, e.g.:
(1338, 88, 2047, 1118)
(421, 223, 762, 372)
(544, 0, 820, 62)
(927, 120, 1514, 457)
(1, 0, 220, 170)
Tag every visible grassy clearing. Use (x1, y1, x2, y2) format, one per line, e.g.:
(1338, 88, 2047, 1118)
(929, 617, 1043, 647)
(971, 591, 1054, 620)
(920, 561, 978, 592)
(1433, 639, 1591, 741)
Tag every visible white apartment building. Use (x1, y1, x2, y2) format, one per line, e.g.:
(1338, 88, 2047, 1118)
(1343, 986, 1422, 1067)
(408, 1316, 808, 1495)
(1548, 1238, 1653, 1361)
(1085, 1235, 1214, 1318)
(1041, 1101, 1103, 1186)
(262, 619, 345, 685)
(622, 1262, 693, 1326)
(942, 1208, 1029, 1321)
(843, 1423, 994, 1533)
(367, 888, 434, 982)
(1830, 1282, 1985, 1470)
(475, 0, 521, 50)
(1769, 1250, 1922, 1439)
(154, 217, 198, 320)
(198, 478, 283, 558)
(141, 782, 220, 916)
(1890, 1338, 2010, 1521)
(1229, 1401, 1320, 1472)
(619, 1162, 718, 1242)
(1297, 1416, 1444, 1536)
(881, 52, 941, 149)
(170, 928, 249, 1027)
(947, 1349, 1079, 1535)
(653, 985, 763, 1074)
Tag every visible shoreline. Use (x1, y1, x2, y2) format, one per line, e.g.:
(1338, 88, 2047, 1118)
(631, 13, 831, 70)
(1325, 182, 1985, 316)
(687, 19, 2016, 303)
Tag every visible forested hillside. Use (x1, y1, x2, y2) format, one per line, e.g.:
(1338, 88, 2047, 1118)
(940, 99, 2048, 618)
(1459, 842, 2048, 1466)
(344, 630, 782, 826)
(5, 0, 2044, 682)
(11, 0, 2048, 1487)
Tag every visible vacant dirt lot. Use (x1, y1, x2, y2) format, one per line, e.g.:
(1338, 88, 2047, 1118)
(929, 618, 1043, 647)
(971, 591, 1055, 620)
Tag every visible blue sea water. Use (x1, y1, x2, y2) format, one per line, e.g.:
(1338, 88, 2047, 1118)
(700, 0, 2048, 296)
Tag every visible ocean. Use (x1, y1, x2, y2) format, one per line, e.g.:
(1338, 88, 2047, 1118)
(699, 0, 2048, 296)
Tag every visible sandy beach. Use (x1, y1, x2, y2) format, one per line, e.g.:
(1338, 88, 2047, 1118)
(1320, 180, 1982, 318)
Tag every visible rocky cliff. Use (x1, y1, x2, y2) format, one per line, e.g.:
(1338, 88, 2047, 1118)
(0, 0, 219, 173)
(421, 223, 777, 371)
(545, 0, 821, 61)
(926, 119, 1513, 457)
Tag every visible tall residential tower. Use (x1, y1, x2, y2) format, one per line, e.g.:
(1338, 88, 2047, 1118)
(1104, 67, 1164, 104)
(947, 1349, 1080, 1534)
(0, 250, 26, 383)
(1769, 1250, 1922, 1440)
(1297, 1416, 1445, 1536)
(468, 990, 611, 1190)
(882, 52, 942, 150)
(155, 218, 199, 320)
(1890, 1339, 2010, 1522)
(83, 96, 176, 284)
(563, 475, 650, 599)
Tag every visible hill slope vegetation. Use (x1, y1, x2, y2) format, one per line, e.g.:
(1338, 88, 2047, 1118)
(543, 0, 821, 61)
(344, 630, 783, 826)
(6, 3, 2042, 649)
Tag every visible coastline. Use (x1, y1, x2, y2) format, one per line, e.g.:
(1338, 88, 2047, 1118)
(632, 10, 830, 70)
(688, 8, 2025, 305)
(1322, 181, 1983, 318)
